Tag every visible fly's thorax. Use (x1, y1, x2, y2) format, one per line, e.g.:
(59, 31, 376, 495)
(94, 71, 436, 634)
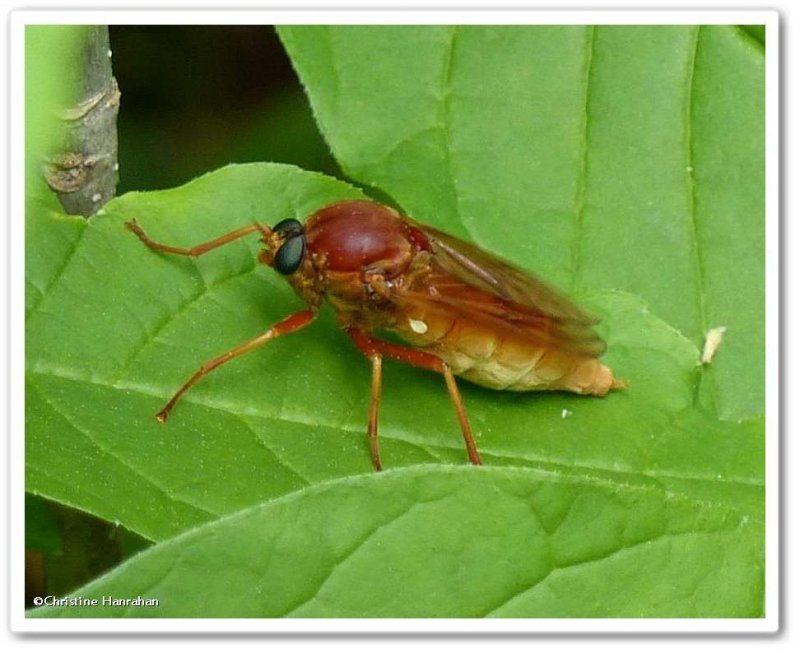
(300, 202, 433, 329)
(321, 267, 404, 333)
(303, 201, 429, 276)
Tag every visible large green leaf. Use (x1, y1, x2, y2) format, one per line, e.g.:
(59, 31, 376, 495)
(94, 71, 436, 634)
(26, 24, 764, 618)
(30, 466, 763, 618)
(280, 24, 764, 420)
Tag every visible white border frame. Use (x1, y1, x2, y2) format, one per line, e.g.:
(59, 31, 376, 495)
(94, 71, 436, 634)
(8, 8, 780, 635)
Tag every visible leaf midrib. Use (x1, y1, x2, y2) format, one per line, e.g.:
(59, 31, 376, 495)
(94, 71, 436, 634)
(27, 364, 764, 502)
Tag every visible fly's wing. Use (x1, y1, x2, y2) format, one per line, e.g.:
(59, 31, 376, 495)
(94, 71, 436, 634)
(396, 222, 606, 357)
(419, 223, 598, 323)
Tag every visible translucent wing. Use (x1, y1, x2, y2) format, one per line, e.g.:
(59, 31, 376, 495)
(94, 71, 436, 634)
(396, 221, 606, 357)
(417, 222, 599, 323)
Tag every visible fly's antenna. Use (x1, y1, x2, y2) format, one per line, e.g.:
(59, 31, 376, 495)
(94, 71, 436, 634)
(254, 222, 272, 239)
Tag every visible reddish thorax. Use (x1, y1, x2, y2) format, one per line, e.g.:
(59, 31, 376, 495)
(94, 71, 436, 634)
(304, 201, 429, 276)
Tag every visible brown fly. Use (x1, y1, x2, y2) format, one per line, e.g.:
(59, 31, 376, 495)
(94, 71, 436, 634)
(126, 200, 625, 470)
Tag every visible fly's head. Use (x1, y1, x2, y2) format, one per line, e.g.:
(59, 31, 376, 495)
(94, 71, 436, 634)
(257, 217, 323, 307)
(257, 218, 305, 273)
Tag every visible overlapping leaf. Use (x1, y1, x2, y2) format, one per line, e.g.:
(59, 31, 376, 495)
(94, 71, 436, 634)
(30, 467, 763, 618)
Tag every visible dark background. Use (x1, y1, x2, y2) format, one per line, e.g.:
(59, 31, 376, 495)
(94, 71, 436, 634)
(111, 25, 340, 193)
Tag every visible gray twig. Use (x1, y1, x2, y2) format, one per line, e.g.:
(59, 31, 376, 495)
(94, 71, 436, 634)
(43, 26, 120, 217)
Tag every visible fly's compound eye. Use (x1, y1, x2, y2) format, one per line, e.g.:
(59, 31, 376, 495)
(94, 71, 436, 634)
(273, 218, 303, 238)
(274, 235, 306, 275)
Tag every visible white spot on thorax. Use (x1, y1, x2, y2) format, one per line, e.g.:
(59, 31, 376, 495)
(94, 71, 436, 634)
(409, 318, 428, 334)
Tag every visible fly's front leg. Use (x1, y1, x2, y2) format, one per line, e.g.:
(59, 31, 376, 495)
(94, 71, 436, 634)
(346, 326, 482, 467)
(126, 220, 263, 257)
(156, 309, 316, 422)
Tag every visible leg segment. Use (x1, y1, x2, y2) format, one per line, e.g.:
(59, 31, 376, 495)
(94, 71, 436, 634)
(346, 327, 482, 466)
(126, 220, 263, 257)
(367, 354, 383, 471)
(156, 309, 316, 422)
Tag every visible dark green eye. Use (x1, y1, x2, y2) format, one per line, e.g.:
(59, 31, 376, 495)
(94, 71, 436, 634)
(273, 218, 303, 238)
(274, 235, 305, 275)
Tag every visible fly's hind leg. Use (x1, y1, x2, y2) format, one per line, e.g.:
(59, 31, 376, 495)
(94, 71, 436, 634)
(345, 326, 482, 468)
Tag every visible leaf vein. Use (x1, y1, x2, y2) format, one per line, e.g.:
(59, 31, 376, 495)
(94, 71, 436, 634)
(236, 414, 313, 486)
(28, 375, 217, 521)
(571, 25, 595, 292)
(27, 367, 763, 501)
(281, 500, 440, 616)
(484, 529, 725, 616)
(438, 26, 475, 243)
(684, 26, 718, 415)
(108, 262, 259, 386)
(27, 220, 88, 317)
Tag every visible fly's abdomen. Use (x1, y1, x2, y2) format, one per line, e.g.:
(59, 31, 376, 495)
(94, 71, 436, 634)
(393, 305, 620, 396)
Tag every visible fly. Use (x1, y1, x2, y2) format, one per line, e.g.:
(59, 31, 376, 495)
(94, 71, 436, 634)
(126, 200, 626, 470)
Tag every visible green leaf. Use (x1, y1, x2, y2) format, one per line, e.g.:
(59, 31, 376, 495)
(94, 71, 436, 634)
(280, 24, 765, 421)
(25, 164, 763, 541)
(26, 24, 764, 617)
(28, 466, 763, 618)
(27, 164, 367, 541)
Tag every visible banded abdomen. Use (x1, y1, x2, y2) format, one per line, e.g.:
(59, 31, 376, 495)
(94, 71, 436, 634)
(390, 299, 622, 396)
